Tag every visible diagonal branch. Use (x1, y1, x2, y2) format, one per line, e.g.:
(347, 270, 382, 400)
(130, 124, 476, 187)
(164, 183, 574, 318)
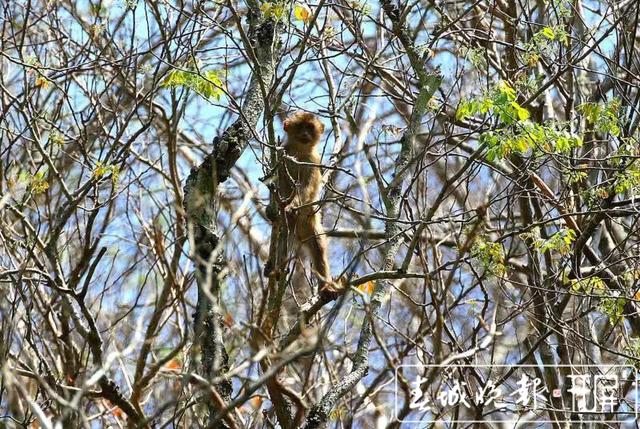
(302, 1, 442, 426)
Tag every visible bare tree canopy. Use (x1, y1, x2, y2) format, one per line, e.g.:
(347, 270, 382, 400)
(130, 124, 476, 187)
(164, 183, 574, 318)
(2, 0, 640, 427)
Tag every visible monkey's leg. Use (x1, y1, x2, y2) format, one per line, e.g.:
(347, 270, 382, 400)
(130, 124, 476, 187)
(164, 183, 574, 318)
(299, 214, 339, 294)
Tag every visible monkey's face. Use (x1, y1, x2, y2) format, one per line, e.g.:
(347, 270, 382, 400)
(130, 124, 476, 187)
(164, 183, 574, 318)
(289, 121, 321, 144)
(284, 112, 325, 147)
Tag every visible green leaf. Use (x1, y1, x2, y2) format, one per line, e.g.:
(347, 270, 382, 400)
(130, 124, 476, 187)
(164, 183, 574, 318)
(161, 68, 224, 101)
(471, 238, 506, 276)
(30, 171, 49, 194)
(555, 28, 569, 45)
(261, 1, 287, 20)
(510, 101, 530, 121)
(577, 99, 622, 136)
(456, 99, 478, 121)
(534, 228, 576, 255)
(514, 135, 529, 152)
(599, 296, 626, 325)
(479, 97, 494, 113)
(609, 123, 620, 137)
(540, 27, 555, 40)
(571, 276, 605, 294)
(497, 80, 516, 102)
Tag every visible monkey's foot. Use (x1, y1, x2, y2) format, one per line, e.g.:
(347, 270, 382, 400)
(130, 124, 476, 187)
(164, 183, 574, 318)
(263, 260, 274, 277)
(318, 277, 347, 301)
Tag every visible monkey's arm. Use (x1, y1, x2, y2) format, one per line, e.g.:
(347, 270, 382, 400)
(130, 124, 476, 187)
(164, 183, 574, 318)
(283, 163, 321, 212)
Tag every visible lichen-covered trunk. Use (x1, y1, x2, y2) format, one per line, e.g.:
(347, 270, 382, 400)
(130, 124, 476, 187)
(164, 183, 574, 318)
(182, 10, 279, 427)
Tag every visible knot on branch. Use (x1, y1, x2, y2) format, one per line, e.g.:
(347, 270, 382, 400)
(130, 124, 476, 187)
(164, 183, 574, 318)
(381, 0, 401, 21)
(194, 224, 223, 271)
(212, 123, 247, 184)
(184, 155, 215, 209)
(183, 165, 199, 199)
(183, 155, 219, 242)
(246, 4, 261, 23)
(265, 202, 279, 222)
(255, 18, 276, 48)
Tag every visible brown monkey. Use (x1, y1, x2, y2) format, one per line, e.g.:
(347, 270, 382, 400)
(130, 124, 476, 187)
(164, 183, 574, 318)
(280, 111, 340, 296)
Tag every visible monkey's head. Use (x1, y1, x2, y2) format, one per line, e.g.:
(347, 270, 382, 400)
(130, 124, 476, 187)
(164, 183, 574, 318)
(283, 111, 325, 149)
